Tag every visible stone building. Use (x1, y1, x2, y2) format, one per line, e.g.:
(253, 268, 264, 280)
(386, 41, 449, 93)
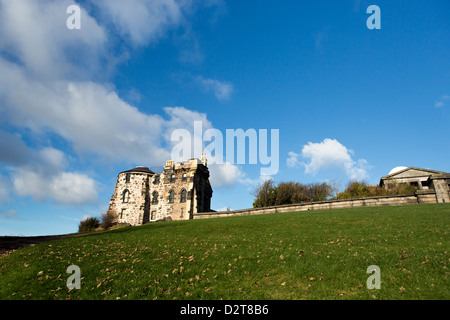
(380, 167, 450, 203)
(107, 155, 213, 225)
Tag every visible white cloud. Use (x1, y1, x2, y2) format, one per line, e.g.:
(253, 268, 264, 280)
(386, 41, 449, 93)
(209, 162, 244, 187)
(0, 58, 237, 169)
(215, 206, 232, 212)
(237, 173, 273, 187)
(0, 58, 244, 188)
(0, 0, 223, 80)
(288, 138, 371, 181)
(164, 106, 213, 141)
(0, 130, 100, 205)
(0, 0, 245, 203)
(0, 209, 17, 219)
(81, 215, 92, 222)
(163, 108, 245, 187)
(0, 131, 33, 165)
(93, 0, 184, 46)
(0, 62, 168, 164)
(39, 148, 67, 169)
(0, 0, 230, 168)
(12, 167, 99, 205)
(208, 163, 274, 189)
(287, 151, 301, 168)
(0, 0, 107, 81)
(0, 175, 10, 204)
(196, 76, 234, 100)
(435, 95, 449, 108)
(302, 138, 354, 174)
(92, 0, 226, 53)
(347, 159, 371, 181)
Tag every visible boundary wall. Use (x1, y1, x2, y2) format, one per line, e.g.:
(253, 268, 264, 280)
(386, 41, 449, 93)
(194, 190, 438, 220)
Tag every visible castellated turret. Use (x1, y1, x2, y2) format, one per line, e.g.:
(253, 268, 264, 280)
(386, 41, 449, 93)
(107, 157, 213, 226)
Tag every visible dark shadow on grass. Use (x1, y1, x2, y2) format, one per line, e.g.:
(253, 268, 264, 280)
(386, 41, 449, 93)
(0, 220, 190, 256)
(0, 232, 94, 255)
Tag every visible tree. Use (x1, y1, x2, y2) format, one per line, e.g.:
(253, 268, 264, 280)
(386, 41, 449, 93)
(336, 180, 415, 200)
(306, 182, 333, 202)
(252, 179, 333, 208)
(275, 182, 296, 205)
(275, 182, 309, 205)
(291, 183, 311, 203)
(252, 179, 277, 208)
(100, 210, 118, 229)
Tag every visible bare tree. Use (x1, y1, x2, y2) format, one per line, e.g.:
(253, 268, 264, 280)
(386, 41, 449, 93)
(306, 182, 333, 202)
(100, 209, 119, 229)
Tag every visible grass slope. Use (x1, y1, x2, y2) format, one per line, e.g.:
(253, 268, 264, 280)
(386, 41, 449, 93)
(0, 204, 448, 300)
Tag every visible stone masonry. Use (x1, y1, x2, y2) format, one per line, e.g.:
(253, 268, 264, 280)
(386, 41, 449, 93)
(380, 167, 450, 203)
(107, 155, 213, 226)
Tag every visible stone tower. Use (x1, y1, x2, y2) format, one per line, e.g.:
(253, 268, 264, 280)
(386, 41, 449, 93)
(107, 157, 213, 225)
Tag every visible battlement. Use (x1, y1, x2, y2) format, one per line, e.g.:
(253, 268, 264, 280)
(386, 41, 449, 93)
(107, 156, 213, 226)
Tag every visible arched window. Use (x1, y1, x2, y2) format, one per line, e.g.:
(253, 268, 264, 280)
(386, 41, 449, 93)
(123, 189, 130, 203)
(125, 173, 131, 183)
(152, 191, 159, 204)
(180, 189, 186, 203)
(168, 190, 175, 203)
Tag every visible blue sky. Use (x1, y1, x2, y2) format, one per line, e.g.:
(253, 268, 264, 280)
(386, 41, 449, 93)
(0, 0, 449, 236)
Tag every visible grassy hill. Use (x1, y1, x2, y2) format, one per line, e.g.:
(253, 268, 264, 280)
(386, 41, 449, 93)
(0, 204, 448, 300)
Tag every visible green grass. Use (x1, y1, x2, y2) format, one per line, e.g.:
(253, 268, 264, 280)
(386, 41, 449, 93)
(1, 204, 449, 300)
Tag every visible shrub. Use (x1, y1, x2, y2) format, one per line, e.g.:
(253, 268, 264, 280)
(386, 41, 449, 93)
(252, 180, 333, 208)
(337, 181, 372, 199)
(100, 210, 118, 230)
(306, 182, 333, 202)
(390, 182, 418, 195)
(336, 181, 417, 200)
(78, 217, 100, 233)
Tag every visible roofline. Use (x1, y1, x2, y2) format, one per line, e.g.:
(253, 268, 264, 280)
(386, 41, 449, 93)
(381, 167, 446, 180)
(119, 167, 155, 175)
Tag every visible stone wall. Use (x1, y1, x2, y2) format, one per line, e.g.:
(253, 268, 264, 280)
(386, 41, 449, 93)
(431, 178, 450, 203)
(108, 158, 213, 226)
(194, 191, 441, 220)
(108, 171, 150, 226)
(148, 168, 192, 222)
(415, 189, 440, 204)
